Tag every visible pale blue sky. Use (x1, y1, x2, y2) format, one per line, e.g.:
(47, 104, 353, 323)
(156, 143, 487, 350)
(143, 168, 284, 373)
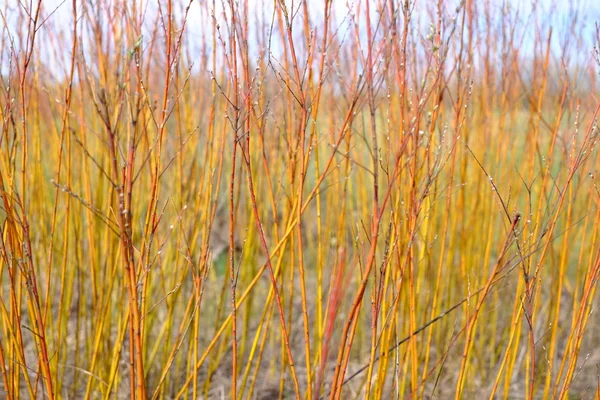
(1, 0, 599, 79)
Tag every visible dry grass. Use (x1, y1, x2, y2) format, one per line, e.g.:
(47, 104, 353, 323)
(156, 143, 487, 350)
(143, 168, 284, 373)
(1, 0, 600, 399)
